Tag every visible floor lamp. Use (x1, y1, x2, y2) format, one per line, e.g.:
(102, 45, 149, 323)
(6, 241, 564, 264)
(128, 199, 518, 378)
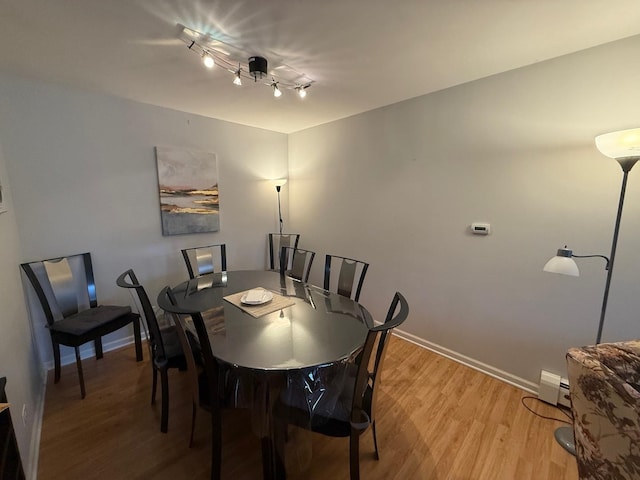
(543, 127, 640, 455)
(272, 178, 288, 234)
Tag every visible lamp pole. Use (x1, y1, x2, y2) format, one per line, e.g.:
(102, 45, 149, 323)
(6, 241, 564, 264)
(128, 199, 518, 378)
(276, 185, 283, 235)
(595, 162, 635, 343)
(546, 128, 640, 457)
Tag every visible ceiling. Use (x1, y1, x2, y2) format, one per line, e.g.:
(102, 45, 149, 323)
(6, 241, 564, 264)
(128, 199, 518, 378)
(1, 0, 640, 134)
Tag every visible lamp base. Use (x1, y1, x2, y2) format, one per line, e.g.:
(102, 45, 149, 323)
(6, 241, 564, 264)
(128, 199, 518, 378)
(554, 426, 576, 456)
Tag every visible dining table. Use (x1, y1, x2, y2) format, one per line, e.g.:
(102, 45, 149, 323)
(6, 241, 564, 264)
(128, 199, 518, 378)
(163, 269, 372, 480)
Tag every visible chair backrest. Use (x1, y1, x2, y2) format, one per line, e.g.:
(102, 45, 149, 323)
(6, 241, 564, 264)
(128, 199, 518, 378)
(116, 269, 168, 362)
(181, 243, 227, 279)
(324, 254, 369, 302)
(157, 286, 220, 408)
(355, 292, 409, 425)
(268, 233, 300, 270)
(169, 303, 201, 409)
(280, 246, 315, 283)
(21, 252, 97, 326)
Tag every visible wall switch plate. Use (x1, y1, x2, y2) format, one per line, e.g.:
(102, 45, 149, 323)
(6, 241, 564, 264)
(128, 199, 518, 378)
(470, 223, 491, 235)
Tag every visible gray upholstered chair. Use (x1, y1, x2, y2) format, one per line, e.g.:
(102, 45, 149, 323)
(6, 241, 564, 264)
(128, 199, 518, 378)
(21, 253, 143, 398)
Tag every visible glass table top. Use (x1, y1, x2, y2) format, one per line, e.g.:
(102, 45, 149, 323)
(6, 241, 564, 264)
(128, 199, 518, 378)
(167, 270, 371, 371)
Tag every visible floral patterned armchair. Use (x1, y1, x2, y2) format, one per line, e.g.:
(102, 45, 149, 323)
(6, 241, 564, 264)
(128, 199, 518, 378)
(567, 340, 640, 480)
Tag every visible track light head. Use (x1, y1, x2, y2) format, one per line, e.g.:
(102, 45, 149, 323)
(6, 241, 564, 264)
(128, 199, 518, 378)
(202, 52, 215, 68)
(296, 85, 308, 99)
(233, 68, 242, 86)
(272, 81, 282, 98)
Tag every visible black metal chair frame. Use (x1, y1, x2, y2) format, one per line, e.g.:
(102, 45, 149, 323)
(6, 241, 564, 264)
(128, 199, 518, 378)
(279, 246, 316, 283)
(268, 233, 300, 270)
(275, 292, 409, 480)
(116, 269, 187, 433)
(21, 253, 143, 399)
(181, 243, 227, 279)
(158, 286, 224, 480)
(324, 254, 370, 302)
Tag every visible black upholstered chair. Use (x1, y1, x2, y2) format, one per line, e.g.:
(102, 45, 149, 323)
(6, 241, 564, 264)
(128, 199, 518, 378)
(279, 246, 315, 283)
(268, 233, 300, 270)
(158, 286, 224, 480)
(275, 292, 409, 480)
(116, 269, 188, 433)
(21, 253, 143, 399)
(181, 243, 227, 279)
(324, 254, 369, 302)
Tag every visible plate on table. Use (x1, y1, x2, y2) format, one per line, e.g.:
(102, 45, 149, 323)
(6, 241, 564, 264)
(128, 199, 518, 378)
(241, 289, 274, 305)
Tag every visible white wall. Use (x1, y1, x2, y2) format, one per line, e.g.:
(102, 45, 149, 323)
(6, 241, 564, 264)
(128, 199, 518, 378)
(0, 138, 43, 478)
(0, 73, 289, 370)
(289, 34, 640, 389)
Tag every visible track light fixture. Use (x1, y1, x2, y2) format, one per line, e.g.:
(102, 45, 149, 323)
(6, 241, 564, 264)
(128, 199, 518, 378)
(233, 67, 242, 86)
(202, 52, 215, 69)
(296, 85, 308, 99)
(272, 81, 282, 98)
(179, 25, 314, 99)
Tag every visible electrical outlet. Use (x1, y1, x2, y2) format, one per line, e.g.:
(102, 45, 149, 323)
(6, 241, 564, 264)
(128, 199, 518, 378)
(21, 404, 28, 426)
(558, 379, 571, 409)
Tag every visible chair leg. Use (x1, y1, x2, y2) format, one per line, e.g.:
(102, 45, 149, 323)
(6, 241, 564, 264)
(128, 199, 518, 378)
(211, 409, 222, 480)
(74, 347, 86, 399)
(372, 420, 380, 460)
(160, 368, 169, 433)
(94, 338, 104, 359)
(349, 431, 361, 480)
(189, 401, 197, 448)
(151, 365, 158, 405)
(132, 317, 143, 361)
(52, 341, 61, 384)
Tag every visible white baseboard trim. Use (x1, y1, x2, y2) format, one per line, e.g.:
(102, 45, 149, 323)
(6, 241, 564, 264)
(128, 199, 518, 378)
(391, 327, 539, 395)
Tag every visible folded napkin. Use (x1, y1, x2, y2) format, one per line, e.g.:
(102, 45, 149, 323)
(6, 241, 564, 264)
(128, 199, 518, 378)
(245, 288, 266, 303)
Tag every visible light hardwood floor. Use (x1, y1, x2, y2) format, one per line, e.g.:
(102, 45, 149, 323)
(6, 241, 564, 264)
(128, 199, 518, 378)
(38, 337, 578, 479)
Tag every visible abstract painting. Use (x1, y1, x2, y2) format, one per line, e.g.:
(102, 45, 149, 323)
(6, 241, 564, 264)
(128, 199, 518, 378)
(155, 146, 219, 235)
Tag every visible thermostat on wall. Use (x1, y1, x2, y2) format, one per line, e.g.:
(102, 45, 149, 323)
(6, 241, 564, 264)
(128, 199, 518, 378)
(471, 223, 491, 235)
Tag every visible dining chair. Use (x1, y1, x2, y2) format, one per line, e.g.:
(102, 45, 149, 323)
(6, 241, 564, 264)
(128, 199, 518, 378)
(169, 308, 213, 448)
(324, 254, 369, 302)
(274, 292, 409, 480)
(116, 269, 188, 433)
(280, 246, 315, 283)
(158, 286, 224, 480)
(20, 253, 143, 399)
(181, 243, 227, 279)
(268, 233, 300, 270)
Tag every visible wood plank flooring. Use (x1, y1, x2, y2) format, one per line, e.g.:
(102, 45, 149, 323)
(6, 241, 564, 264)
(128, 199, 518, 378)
(37, 337, 578, 479)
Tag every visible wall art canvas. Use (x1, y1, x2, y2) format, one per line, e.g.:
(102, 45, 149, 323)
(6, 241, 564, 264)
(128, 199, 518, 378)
(155, 146, 219, 235)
